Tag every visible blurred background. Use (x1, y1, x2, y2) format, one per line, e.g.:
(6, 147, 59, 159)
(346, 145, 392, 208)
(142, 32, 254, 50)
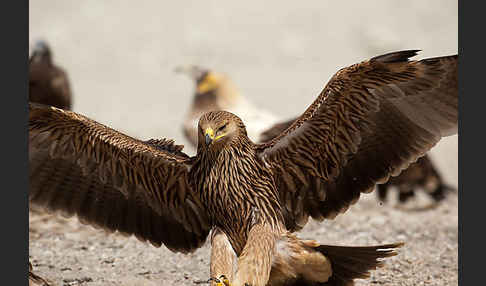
(29, 1, 458, 188)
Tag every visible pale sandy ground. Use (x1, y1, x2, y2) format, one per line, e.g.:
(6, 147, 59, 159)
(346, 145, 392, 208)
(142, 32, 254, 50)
(29, 1, 458, 285)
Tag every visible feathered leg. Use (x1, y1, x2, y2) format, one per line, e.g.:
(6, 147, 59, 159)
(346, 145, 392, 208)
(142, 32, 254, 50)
(210, 228, 238, 286)
(232, 223, 277, 286)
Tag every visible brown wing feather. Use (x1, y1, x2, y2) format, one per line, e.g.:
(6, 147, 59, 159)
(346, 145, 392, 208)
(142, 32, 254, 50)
(29, 103, 211, 252)
(259, 118, 297, 143)
(255, 50, 458, 231)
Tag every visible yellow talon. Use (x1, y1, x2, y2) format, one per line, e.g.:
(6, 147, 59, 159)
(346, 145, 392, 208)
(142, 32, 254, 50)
(219, 275, 232, 286)
(207, 275, 232, 286)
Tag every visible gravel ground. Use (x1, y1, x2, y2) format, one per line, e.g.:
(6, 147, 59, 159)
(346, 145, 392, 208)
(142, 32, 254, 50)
(30, 193, 458, 286)
(29, 1, 458, 285)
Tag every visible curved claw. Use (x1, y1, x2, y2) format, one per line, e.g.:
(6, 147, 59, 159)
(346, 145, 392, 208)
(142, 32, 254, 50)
(219, 275, 232, 286)
(207, 275, 232, 286)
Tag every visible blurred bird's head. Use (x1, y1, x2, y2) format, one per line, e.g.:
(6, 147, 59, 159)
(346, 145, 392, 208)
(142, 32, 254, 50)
(30, 40, 52, 65)
(175, 65, 243, 112)
(197, 111, 248, 152)
(174, 65, 224, 95)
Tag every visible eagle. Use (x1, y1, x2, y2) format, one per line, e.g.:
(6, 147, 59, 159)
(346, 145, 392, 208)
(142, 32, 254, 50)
(29, 50, 457, 286)
(29, 40, 72, 110)
(175, 65, 280, 146)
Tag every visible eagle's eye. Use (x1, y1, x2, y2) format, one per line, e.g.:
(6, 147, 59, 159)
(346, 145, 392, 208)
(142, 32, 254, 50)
(217, 124, 227, 133)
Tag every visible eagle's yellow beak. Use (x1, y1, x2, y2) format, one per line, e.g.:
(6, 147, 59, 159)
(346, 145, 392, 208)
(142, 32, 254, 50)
(205, 127, 215, 146)
(204, 127, 226, 146)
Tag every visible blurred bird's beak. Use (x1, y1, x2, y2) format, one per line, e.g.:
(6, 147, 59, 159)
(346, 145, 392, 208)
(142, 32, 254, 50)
(205, 127, 214, 146)
(33, 40, 48, 53)
(174, 65, 204, 80)
(173, 65, 191, 75)
(31, 40, 50, 63)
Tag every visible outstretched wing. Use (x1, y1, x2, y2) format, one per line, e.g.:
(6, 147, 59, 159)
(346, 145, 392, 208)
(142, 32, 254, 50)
(255, 50, 457, 231)
(29, 103, 211, 252)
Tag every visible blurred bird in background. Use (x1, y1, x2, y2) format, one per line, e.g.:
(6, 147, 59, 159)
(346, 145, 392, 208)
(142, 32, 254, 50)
(175, 65, 280, 147)
(376, 155, 456, 204)
(29, 40, 72, 110)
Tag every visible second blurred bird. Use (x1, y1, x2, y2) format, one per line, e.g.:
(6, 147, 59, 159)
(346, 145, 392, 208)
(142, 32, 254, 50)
(176, 65, 280, 146)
